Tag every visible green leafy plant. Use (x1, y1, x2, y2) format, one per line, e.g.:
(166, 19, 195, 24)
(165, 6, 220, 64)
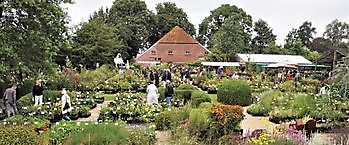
(0, 125, 48, 145)
(191, 90, 211, 107)
(217, 80, 252, 106)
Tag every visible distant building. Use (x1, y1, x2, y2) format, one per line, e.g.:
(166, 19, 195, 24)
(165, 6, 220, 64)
(236, 53, 313, 66)
(136, 26, 210, 66)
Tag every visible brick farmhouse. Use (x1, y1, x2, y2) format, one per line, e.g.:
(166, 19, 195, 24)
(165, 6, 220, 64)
(136, 26, 210, 66)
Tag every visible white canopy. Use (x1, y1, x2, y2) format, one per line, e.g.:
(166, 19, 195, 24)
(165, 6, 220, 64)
(201, 62, 240, 67)
(237, 54, 312, 64)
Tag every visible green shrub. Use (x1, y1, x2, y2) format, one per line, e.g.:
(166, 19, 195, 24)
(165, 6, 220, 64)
(198, 102, 212, 110)
(158, 87, 165, 101)
(128, 127, 156, 145)
(177, 84, 198, 90)
(292, 93, 315, 118)
(155, 105, 191, 130)
(47, 121, 82, 144)
(189, 108, 209, 130)
(247, 104, 270, 116)
(174, 89, 193, 102)
(191, 90, 211, 107)
(0, 125, 47, 145)
(247, 90, 281, 116)
(217, 80, 252, 106)
(269, 109, 297, 123)
(278, 80, 297, 92)
(64, 124, 129, 145)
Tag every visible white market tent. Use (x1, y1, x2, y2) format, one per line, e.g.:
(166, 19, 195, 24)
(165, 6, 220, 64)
(201, 62, 240, 67)
(236, 54, 312, 65)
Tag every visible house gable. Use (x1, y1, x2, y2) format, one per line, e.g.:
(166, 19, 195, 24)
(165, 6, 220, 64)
(136, 26, 210, 64)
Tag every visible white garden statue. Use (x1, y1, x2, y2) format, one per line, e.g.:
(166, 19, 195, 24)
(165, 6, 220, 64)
(146, 82, 159, 104)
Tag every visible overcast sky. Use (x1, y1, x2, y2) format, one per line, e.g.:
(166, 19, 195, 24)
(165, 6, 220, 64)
(61, 0, 349, 45)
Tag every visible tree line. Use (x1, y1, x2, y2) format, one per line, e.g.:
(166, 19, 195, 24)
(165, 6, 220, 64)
(1, 0, 349, 85)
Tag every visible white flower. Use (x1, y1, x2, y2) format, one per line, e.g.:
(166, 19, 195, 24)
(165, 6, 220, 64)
(85, 123, 89, 125)
(77, 122, 80, 126)
(115, 123, 118, 126)
(94, 122, 98, 125)
(34, 122, 38, 125)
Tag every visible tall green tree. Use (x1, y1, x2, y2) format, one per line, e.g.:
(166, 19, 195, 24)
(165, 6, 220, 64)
(211, 16, 252, 61)
(107, 0, 155, 61)
(72, 17, 123, 69)
(297, 21, 316, 47)
(0, 0, 72, 83)
(323, 19, 349, 47)
(322, 19, 349, 67)
(284, 21, 316, 49)
(251, 19, 276, 54)
(150, 2, 195, 44)
(198, 4, 252, 48)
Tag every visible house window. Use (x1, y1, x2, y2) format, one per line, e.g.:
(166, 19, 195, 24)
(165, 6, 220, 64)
(168, 50, 173, 55)
(185, 51, 191, 56)
(158, 58, 162, 61)
(204, 51, 209, 55)
(151, 50, 156, 55)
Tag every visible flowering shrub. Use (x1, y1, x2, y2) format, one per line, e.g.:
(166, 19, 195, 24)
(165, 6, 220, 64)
(246, 128, 307, 145)
(207, 103, 244, 141)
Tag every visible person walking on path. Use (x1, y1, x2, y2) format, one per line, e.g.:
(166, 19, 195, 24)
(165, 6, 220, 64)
(3, 84, 17, 117)
(61, 88, 72, 121)
(165, 81, 174, 109)
(33, 80, 44, 106)
(146, 81, 159, 104)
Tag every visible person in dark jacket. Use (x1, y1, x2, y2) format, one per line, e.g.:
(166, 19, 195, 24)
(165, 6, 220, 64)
(3, 84, 17, 117)
(165, 80, 174, 108)
(162, 69, 172, 82)
(154, 70, 160, 87)
(33, 80, 44, 106)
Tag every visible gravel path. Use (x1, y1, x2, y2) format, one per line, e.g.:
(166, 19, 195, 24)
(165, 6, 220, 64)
(155, 131, 171, 145)
(77, 101, 111, 122)
(240, 106, 276, 136)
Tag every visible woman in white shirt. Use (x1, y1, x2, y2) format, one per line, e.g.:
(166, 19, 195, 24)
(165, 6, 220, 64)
(61, 88, 72, 121)
(146, 82, 159, 104)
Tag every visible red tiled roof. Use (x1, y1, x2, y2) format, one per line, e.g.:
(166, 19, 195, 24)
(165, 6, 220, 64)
(158, 26, 199, 44)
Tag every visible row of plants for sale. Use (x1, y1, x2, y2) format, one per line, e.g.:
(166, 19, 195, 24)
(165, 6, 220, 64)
(98, 92, 165, 123)
(12, 90, 104, 122)
(247, 86, 349, 124)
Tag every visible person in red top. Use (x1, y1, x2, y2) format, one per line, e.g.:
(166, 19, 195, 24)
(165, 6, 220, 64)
(196, 67, 200, 77)
(286, 71, 292, 80)
(225, 67, 231, 77)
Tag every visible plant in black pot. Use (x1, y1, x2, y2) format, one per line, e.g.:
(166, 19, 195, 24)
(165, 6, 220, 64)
(79, 106, 91, 118)
(94, 96, 105, 104)
(69, 108, 80, 120)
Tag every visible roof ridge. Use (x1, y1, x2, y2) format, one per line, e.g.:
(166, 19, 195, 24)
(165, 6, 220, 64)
(157, 26, 199, 44)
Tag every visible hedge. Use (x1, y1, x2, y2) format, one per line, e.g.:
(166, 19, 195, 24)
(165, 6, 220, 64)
(217, 80, 252, 106)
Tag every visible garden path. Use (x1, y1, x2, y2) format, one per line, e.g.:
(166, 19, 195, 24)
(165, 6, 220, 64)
(155, 131, 171, 145)
(77, 101, 111, 122)
(240, 106, 276, 136)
